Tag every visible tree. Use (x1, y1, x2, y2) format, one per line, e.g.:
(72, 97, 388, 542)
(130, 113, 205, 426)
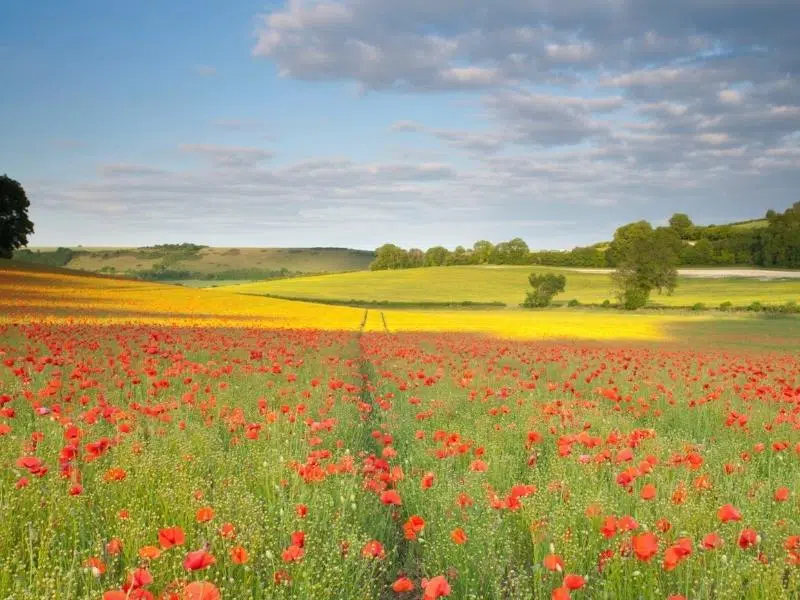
(472, 240, 494, 264)
(1, 175, 34, 259)
(424, 246, 450, 267)
(523, 273, 567, 308)
(370, 244, 408, 270)
(506, 237, 531, 265)
(668, 213, 694, 239)
(406, 248, 424, 268)
(610, 221, 680, 309)
(759, 202, 800, 268)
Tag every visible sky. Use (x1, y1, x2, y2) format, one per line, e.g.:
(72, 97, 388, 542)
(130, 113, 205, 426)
(1, 1, 799, 251)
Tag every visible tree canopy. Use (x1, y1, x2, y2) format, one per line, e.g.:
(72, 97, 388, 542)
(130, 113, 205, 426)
(0, 175, 34, 259)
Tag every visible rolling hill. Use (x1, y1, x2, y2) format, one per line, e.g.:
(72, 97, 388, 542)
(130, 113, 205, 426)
(13, 245, 375, 282)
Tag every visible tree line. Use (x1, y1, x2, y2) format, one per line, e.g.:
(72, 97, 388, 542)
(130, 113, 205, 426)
(370, 203, 800, 271)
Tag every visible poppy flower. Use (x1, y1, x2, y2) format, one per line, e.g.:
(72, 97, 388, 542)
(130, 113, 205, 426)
(281, 544, 305, 562)
(640, 484, 656, 501)
(295, 503, 308, 518)
(392, 577, 415, 593)
(632, 533, 659, 562)
(362, 540, 386, 559)
(718, 504, 742, 523)
(231, 545, 249, 564)
(702, 532, 724, 550)
(422, 575, 451, 600)
(218, 522, 236, 539)
(106, 538, 123, 555)
(138, 546, 162, 560)
(552, 588, 570, 600)
(403, 515, 426, 540)
(451, 527, 467, 545)
(774, 487, 790, 502)
(738, 528, 759, 550)
(563, 574, 585, 590)
(195, 506, 214, 522)
(83, 557, 106, 576)
(380, 490, 402, 505)
(183, 581, 221, 600)
(421, 472, 435, 490)
(158, 526, 186, 549)
(183, 549, 216, 571)
(543, 554, 564, 572)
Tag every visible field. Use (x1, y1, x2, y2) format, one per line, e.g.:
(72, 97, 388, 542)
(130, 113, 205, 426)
(232, 266, 800, 309)
(2, 261, 800, 600)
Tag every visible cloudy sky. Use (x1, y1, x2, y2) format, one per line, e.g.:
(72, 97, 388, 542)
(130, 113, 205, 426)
(2, 1, 799, 250)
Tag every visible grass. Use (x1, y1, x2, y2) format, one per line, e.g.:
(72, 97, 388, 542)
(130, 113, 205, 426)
(232, 265, 800, 308)
(729, 218, 768, 229)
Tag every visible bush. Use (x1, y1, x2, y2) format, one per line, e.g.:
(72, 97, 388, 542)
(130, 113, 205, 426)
(782, 301, 800, 314)
(691, 302, 706, 311)
(601, 299, 612, 308)
(747, 301, 764, 312)
(567, 299, 581, 307)
(522, 273, 567, 308)
(719, 301, 733, 312)
(620, 287, 649, 310)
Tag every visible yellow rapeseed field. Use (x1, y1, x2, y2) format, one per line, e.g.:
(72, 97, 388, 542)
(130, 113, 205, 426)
(1, 263, 686, 341)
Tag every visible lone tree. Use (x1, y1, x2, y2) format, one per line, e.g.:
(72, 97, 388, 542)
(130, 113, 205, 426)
(1, 175, 34, 259)
(523, 273, 567, 308)
(609, 221, 681, 309)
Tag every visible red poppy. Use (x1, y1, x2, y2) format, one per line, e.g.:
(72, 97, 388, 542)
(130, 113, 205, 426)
(281, 544, 305, 562)
(183, 549, 216, 571)
(632, 533, 659, 562)
(543, 554, 564, 572)
(362, 540, 386, 559)
(158, 526, 186, 549)
(231, 545, 249, 564)
(718, 504, 742, 523)
(380, 490, 402, 505)
(422, 575, 451, 600)
(563, 574, 585, 590)
(738, 528, 759, 550)
(392, 577, 415, 593)
(451, 527, 467, 545)
(183, 581, 221, 600)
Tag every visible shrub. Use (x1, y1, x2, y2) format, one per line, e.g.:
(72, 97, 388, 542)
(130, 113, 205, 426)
(567, 298, 581, 307)
(522, 273, 567, 308)
(719, 301, 733, 312)
(619, 287, 649, 310)
(747, 301, 764, 312)
(691, 302, 706, 311)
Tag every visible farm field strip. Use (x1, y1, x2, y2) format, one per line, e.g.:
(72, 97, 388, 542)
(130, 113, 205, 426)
(232, 266, 800, 308)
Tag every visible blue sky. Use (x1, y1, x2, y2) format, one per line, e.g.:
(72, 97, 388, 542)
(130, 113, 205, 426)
(2, 0, 798, 249)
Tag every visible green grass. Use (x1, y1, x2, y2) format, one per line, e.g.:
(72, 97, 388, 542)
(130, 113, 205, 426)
(233, 265, 800, 308)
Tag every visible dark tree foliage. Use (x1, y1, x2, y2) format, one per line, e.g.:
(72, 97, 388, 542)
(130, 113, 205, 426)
(1, 175, 34, 259)
(523, 273, 567, 308)
(611, 222, 680, 310)
(370, 203, 800, 271)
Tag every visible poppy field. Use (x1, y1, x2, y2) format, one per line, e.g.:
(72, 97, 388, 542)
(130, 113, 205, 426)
(2, 263, 800, 600)
(1, 316, 800, 600)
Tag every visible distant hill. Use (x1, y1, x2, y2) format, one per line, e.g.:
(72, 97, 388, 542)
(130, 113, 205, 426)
(12, 245, 375, 282)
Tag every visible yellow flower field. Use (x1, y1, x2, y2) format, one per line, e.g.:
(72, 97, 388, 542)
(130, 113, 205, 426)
(1, 263, 695, 341)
